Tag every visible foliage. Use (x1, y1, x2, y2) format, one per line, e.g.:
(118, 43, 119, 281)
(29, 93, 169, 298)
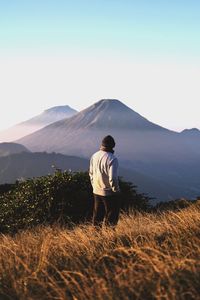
(118, 177, 150, 212)
(0, 171, 150, 234)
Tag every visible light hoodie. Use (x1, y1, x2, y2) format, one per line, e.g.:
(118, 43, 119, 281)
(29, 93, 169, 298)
(89, 150, 120, 196)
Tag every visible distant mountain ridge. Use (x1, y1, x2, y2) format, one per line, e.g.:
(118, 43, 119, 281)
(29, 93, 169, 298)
(0, 152, 88, 184)
(0, 151, 190, 202)
(21, 105, 77, 127)
(181, 128, 200, 136)
(0, 142, 30, 157)
(0, 105, 77, 142)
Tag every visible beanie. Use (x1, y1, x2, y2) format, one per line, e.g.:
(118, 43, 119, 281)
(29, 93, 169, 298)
(101, 135, 116, 149)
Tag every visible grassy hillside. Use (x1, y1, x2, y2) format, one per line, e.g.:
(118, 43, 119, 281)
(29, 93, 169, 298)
(0, 204, 200, 299)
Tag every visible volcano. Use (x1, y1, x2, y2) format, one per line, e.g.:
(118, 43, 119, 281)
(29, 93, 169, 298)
(17, 99, 173, 158)
(0, 105, 77, 142)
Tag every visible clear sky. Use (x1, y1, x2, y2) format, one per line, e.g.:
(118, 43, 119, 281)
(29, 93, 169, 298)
(0, 0, 200, 132)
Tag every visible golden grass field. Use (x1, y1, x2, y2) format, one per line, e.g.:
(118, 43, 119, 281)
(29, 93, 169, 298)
(0, 204, 200, 300)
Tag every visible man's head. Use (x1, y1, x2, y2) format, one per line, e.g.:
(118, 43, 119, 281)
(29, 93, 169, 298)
(101, 135, 116, 152)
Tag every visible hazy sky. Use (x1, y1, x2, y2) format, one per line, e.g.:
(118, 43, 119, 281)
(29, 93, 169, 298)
(0, 0, 200, 132)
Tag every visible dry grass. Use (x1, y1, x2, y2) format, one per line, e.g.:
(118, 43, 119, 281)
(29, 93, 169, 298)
(1, 205, 200, 300)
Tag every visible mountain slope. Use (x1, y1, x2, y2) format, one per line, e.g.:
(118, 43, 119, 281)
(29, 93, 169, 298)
(0, 105, 77, 142)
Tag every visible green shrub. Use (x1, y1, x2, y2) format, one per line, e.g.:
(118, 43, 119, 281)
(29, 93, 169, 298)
(0, 171, 150, 234)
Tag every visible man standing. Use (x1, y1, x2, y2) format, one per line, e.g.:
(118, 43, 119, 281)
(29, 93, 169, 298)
(89, 135, 120, 227)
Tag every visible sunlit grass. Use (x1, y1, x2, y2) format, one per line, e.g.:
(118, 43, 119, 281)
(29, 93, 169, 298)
(0, 204, 200, 299)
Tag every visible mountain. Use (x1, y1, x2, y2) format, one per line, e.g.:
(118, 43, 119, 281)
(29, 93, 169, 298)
(17, 99, 200, 200)
(179, 128, 200, 155)
(17, 99, 173, 157)
(181, 128, 200, 137)
(0, 142, 30, 157)
(17, 99, 195, 163)
(0, 105, 77, 142)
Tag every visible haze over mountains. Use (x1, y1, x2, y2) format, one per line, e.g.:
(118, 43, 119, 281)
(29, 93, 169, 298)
(18, 99, 171, 156)
(0, 105, 77, 142)
(1, 99, 200, 201)
(17, 99, 199, 163)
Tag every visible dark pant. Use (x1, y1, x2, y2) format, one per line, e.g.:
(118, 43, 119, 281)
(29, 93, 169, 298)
(92, 194, 121, 227)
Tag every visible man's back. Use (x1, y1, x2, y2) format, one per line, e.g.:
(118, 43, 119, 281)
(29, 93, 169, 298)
(89, 149, 119, 196)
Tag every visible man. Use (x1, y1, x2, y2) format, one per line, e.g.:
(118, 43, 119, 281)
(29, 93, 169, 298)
(89, 135, 120, 227)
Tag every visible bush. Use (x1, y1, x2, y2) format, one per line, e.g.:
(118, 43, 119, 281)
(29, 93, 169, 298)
(0, 171, 150, 234)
